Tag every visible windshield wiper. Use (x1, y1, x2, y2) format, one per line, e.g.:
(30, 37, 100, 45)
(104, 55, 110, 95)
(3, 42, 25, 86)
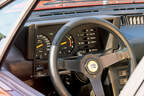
(0, 33, 5, 41)
(0, 0, 12, 8)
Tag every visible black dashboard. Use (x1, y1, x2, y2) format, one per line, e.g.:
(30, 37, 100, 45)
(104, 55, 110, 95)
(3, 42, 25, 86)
(21, 16, 126, 96)
(28, 23, 109, 60)
(18, 16, 122, 87)
(27, 17, 119, 60)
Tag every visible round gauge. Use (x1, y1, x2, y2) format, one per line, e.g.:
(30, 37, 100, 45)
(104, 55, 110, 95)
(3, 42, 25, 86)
(35, 34, 50, 59)
(59, 35, 74, 56)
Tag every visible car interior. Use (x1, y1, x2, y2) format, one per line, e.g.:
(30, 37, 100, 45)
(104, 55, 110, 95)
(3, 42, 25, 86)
(2, 0, 144, 96)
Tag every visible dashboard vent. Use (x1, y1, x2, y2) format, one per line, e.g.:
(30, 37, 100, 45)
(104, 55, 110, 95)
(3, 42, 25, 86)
(122, 15, 144, 25)
(39, 10, 99, 17)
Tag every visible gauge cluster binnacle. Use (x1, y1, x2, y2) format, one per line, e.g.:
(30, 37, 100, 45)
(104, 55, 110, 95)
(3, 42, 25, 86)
(28, 23, 108, 60)
(27, 23, 110, 77)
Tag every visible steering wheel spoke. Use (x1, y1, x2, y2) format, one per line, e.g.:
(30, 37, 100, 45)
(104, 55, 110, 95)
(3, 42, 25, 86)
(89, 76, 105, 96)
(57, 57, 82, 72)
(99, 48, 129, 68)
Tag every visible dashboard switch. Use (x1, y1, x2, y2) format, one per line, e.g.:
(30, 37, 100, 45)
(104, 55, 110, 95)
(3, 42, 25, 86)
(119, 70, 127, 77)
(119, 78, 128, 85)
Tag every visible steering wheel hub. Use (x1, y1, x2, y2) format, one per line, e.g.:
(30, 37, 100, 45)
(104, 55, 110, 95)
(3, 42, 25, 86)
(80, 54, 102, 78)
(87, 60, 99, 73)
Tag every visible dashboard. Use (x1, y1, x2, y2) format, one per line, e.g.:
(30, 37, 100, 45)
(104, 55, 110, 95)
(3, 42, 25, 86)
(24, 16, 121, 78)
(23, 16, 127, 95)
(27, 17, 118, 60)
(28, 23, 109, 60)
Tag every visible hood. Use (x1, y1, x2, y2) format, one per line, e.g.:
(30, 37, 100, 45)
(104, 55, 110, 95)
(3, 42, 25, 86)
(35, 0, 144, 11)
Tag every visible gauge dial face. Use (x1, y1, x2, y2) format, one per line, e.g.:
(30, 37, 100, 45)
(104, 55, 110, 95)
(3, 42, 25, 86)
(35, 34, 50, 59)
(59, 35, 74, 56)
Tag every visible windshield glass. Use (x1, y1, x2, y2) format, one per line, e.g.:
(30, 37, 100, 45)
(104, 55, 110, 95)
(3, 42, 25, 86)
(0, 0, 36, 62)
(35, 0, 144, 10)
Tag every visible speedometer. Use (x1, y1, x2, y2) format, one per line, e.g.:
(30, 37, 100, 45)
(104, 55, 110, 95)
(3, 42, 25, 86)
(35, 34, 50, 59)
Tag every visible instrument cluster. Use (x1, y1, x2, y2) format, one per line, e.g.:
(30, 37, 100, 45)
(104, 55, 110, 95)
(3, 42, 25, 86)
(34, 23, 106, 60)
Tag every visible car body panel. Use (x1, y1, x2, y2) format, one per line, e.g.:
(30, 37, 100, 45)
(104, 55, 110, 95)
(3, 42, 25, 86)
(35, 0, 144, 11)
(0, 0, 12, 8)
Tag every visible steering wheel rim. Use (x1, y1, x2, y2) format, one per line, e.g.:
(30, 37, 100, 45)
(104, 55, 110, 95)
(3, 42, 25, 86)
(49, 17, 136, 96)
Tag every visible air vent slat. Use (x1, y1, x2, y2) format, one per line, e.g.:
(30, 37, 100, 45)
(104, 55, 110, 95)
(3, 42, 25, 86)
(38, 10, 99, 17)
(122, 15, 144, 25)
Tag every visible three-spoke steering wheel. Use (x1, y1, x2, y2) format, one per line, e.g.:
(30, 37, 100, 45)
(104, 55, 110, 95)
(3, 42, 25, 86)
(49, 17, 136, 96)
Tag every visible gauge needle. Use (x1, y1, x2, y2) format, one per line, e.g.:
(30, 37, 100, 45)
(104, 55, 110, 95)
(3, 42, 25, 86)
(67, 37, 72, 47)
(36, 44, 44, 48)
(61, 41, 67, 45)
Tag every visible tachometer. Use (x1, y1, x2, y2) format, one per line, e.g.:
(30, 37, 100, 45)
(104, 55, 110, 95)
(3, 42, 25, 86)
(35, 34, 50, 59)
(59, 35, 74, 56)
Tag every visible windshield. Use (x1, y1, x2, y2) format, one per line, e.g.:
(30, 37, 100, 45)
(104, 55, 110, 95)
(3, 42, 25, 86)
(35, 0, 144, 10)
(0, 0, 36, 62)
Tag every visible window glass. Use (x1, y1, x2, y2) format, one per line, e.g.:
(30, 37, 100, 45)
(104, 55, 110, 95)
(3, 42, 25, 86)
(0, 0, 36, 61)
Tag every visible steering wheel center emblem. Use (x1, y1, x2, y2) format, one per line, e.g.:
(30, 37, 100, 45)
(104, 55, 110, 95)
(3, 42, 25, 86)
(87, 61, 99, 73)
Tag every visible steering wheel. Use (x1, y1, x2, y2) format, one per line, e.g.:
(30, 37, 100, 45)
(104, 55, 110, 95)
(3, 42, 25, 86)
(49, 17, 136, 96)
